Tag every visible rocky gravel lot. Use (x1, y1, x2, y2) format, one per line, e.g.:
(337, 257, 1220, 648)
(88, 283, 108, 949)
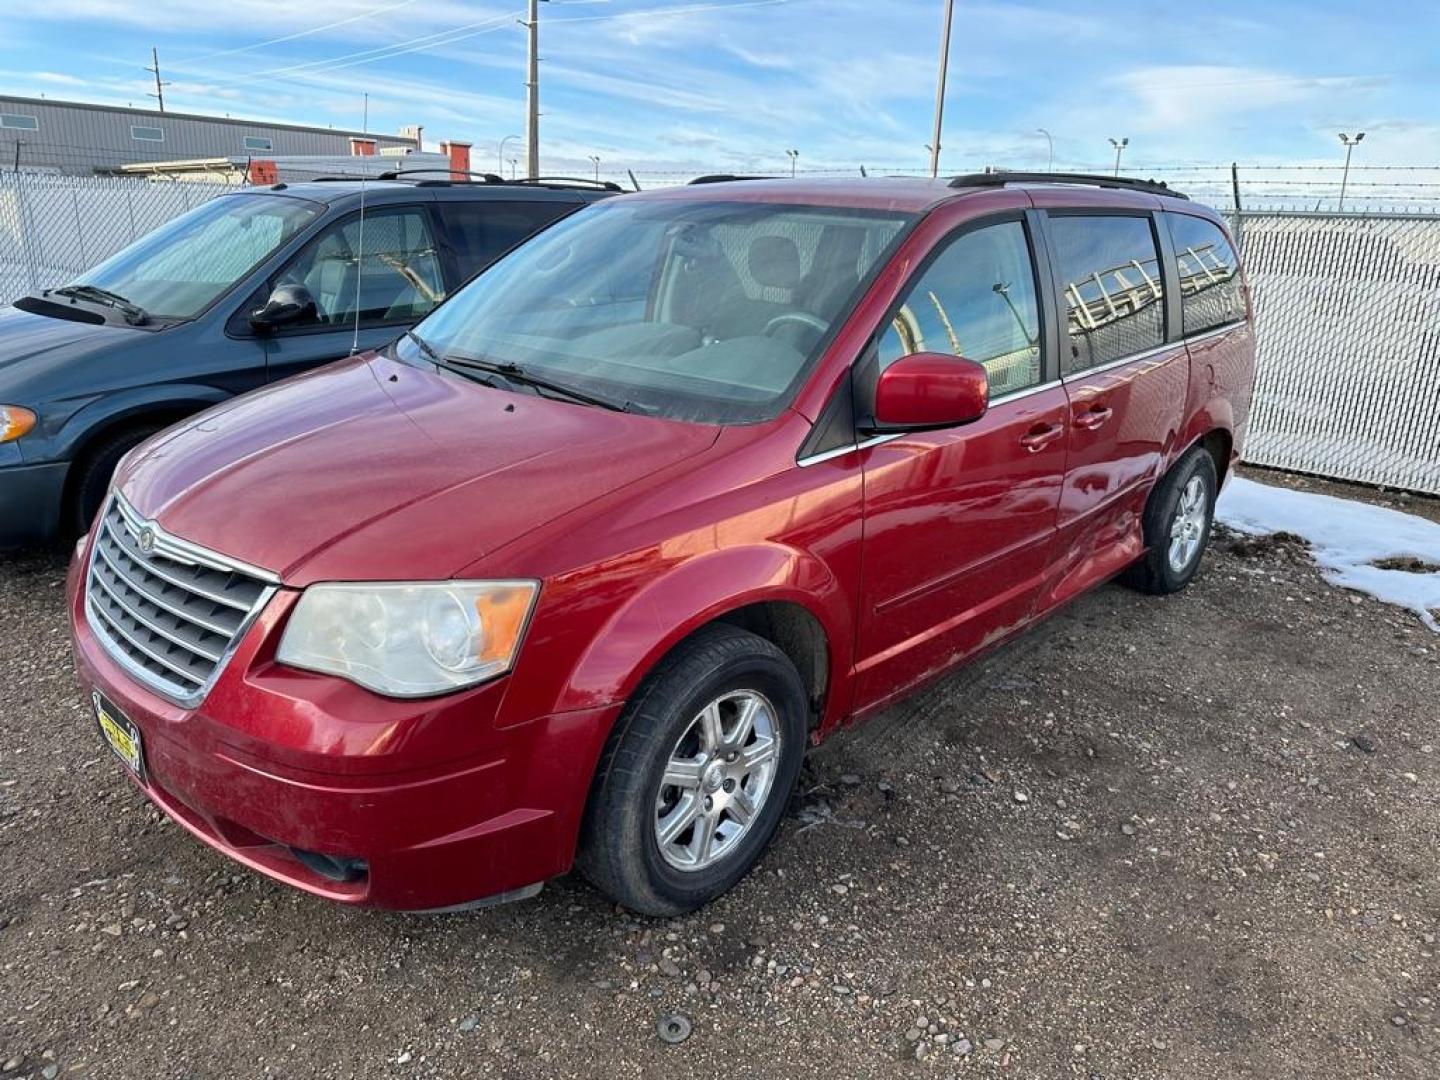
(1, 472, 1437, 1079)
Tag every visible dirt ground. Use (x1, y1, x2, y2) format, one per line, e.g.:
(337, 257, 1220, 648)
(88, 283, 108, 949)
(1, 471, 1437, 1079)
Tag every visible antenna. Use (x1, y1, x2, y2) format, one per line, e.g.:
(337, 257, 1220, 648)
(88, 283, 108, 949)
(351, 93, 369, 356)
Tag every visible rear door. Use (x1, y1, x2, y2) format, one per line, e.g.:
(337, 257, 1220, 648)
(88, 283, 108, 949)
(854, 209, 1068, 710)
(260, 201, 448, 383)
(1035, 205, 1190, 607)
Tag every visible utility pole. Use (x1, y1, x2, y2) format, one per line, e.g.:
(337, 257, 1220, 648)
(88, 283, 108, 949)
(521, 0, 546, 179)
(145, 46, 171, 113)
(927, 0, 956, 178)
(1109, 136, 1129, 176)
(588, 155, 601, 182)
(785, 149, 799, 177)
(1338, 132, 1365, 210)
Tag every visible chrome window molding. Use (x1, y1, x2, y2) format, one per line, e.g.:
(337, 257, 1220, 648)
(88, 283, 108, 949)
(84, 493, 278, 709)
(794, 318, 1246, 469)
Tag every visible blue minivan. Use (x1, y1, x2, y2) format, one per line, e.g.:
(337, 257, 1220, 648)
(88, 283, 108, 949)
(0, 174, 614, 547)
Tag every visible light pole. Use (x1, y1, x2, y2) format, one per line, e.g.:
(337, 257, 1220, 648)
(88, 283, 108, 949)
(927, 0, 956, 178)
(1036, 128, 1054, 171)
(1338, 132, 1365, 210)
(508, 157, 518, 180)
(587, 154, 601, 182)
(786, 148, 799, 177)
(1109, 136, 1129, 176)
(498, 134, 522, 172)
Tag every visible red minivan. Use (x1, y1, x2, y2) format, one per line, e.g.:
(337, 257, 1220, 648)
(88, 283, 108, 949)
(67, 173, 1254, 915)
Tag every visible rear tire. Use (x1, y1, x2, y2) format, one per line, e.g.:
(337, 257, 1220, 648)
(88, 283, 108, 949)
(577, 624, 808, 916)
(1121, 446, 1218, 595)
(68, 426, 161, 537)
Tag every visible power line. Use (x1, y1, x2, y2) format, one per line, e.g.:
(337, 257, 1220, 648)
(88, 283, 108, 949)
(171, 0, 427, 65)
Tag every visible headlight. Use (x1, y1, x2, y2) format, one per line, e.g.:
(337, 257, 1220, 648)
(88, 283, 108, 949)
(277, 580, 539, 697)
(0, 406, 36, 443)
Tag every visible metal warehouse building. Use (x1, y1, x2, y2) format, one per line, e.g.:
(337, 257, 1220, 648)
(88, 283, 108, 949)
(0, 94, 420, 174)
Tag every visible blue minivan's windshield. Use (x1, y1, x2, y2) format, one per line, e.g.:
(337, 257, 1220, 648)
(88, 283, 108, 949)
(403, 199, 913, 423)
(64, 193, 322, 320)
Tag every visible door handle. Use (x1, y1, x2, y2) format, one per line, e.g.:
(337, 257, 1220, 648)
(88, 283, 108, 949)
(1019, 422, 1064, 452)
(1073, 405, 1114, 431)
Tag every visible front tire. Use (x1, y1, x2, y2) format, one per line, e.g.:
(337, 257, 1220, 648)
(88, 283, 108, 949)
(68, 426, 161, 537)
(577, 624, 808, 916)
(1122, 446, 1218, 595)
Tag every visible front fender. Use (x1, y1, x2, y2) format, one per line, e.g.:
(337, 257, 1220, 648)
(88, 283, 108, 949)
(44, 383, 230, 463)
(548, 543, 854, 725)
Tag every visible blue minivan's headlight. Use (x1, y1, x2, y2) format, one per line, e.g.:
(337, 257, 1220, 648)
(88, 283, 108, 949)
(0, 406, 36, 443)
(277, 581, 539, 697)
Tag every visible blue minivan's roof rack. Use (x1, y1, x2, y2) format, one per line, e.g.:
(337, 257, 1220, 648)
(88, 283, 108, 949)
(950, 171, 1188, 200)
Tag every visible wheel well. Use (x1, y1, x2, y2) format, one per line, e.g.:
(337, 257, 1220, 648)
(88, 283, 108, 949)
(1199, 428, 1233, 485)
(61, 406, 202, 506)
(712, 601, 830, 728)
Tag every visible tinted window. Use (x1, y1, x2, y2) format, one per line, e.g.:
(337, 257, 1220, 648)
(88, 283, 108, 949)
(1048, 214, 1164, 375)
(1167, 213, 1244, 335)
(877, 220, 1042, 395)
(281, 207, 444, 328)
(440, 200, 576, 279)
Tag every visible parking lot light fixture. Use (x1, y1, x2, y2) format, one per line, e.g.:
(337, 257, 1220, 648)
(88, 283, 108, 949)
(1338, 132, 1365, 210)
(1109, 136, 1129, 176)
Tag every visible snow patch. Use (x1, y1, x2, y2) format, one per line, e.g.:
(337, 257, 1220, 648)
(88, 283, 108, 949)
(1216, 476, 1440, 631)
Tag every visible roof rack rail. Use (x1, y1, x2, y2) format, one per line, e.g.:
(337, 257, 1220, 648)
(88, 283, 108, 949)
(374, 168, 507, 183)
(508, 175, 625, 192)
(950, 170, 1188, 200)
(688, 174, 778, 185)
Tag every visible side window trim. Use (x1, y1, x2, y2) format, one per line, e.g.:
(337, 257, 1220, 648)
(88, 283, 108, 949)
(1040, 207, 1171, 378)
(265, 202, 442, 337)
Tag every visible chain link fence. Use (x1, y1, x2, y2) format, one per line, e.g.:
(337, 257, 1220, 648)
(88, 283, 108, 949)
(1, 171, 1437, 494)
(1235, 210, 1440, 495)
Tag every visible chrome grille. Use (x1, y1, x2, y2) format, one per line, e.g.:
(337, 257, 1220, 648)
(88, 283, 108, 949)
(85, 495, 277, 705)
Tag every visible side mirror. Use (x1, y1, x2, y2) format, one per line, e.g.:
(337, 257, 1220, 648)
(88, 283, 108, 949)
(249, 283, 316, 332)
(868, 352, 989, 432)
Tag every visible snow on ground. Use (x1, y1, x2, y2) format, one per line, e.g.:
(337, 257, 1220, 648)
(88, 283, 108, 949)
(1216, 476, 1440, 631)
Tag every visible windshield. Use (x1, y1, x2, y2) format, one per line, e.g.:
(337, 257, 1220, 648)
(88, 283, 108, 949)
(63, 193, 323, 320)
(402, 198, 913, 423)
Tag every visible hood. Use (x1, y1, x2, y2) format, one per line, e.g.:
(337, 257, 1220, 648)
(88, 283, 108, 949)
(119, 353, 721, 583)
(0, 302, 142, 388)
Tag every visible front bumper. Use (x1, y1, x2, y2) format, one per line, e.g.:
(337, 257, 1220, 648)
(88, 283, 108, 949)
(0, 458, 67, 548)
(67, 554, 621, 911)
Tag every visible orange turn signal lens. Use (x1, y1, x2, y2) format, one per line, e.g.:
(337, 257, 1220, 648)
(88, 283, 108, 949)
(0, 406, 36, 443)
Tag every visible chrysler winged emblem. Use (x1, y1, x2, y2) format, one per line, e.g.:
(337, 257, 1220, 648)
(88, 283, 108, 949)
(137, 526, 156, 555)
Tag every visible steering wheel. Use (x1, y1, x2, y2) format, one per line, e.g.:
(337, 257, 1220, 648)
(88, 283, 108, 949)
(763, 311, 829, 336)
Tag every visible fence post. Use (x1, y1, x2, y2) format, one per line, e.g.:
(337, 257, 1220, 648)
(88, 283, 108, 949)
(1229, 162, 1244, 253)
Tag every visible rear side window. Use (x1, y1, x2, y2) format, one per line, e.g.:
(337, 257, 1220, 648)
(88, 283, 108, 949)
(1047, 214, 1165, 375)
(440, 200, 576, 279)
(1167, 214, 1244, 335)
(876, 220, 1043, 395)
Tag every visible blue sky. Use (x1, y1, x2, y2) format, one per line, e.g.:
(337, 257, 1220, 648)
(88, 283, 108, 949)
(3, 0, 1437, 184)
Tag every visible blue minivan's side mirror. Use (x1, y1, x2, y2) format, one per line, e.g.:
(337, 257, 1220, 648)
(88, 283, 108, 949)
(250, 283, 317, 332)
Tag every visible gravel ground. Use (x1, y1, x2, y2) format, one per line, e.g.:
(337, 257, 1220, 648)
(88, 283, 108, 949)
(1, 472, 1437, 1080)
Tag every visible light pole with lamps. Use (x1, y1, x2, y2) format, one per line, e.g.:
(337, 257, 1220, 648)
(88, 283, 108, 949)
(1338, 132, 1365, 210)
(785, 148, 799, 177)
(498, 134, 522, 172)
(587, 155, 601, 182)
(1037, 128, 1054, 171)
(1109, 137, 1129, 176)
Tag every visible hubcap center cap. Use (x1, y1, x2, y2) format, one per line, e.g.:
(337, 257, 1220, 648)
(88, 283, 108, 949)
(701, 761, 726, 793)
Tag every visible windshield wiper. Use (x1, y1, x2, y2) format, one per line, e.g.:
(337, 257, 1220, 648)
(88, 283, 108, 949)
(50, 285, 149, 326)
(427, 346, 635, 414)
